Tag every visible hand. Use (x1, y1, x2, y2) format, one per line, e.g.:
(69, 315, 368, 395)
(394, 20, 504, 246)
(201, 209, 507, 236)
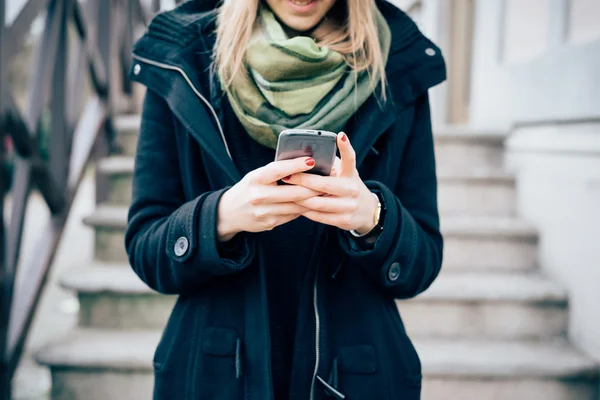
(217, 157, 320, 242)
(285, 132, 379, 234)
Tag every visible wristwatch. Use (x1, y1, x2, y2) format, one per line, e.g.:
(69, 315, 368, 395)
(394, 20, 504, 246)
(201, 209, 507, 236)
(350, 192, 385, 244)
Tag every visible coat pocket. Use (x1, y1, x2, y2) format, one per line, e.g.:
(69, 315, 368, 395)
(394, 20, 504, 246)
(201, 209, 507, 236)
(329, 345, 384, 400)
(196, 327, 243, 399)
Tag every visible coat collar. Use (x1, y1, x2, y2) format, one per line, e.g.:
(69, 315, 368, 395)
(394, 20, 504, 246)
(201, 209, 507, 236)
(131, 0, 446, 181)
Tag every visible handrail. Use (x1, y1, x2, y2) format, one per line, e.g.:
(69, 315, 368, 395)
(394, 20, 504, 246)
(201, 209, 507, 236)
(0, 0, 152, 397)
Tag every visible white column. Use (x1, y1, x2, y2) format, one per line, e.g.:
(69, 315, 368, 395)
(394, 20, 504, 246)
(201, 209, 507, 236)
(469, 0, 513, 129)
(420, 0, 451, 126)
(548, 0, 569, 47)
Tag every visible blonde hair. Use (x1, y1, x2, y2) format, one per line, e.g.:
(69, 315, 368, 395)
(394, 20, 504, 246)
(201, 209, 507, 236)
(214, 0, 387, 98)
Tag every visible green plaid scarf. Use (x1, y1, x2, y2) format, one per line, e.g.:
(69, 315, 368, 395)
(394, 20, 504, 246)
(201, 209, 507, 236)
(220, 6, 392, 149)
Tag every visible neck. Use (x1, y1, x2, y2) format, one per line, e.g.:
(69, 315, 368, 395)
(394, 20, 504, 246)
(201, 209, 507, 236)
(273, 14, 326, 39)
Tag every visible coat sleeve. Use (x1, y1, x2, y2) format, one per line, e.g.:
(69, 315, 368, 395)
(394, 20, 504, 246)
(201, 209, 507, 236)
(124, 90, 255, 295)
(337, 93, 443, 299)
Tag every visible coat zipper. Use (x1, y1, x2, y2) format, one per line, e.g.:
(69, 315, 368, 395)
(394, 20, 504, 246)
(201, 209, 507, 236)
(131, 54, 233, 160)
(309, 264, 321, 400)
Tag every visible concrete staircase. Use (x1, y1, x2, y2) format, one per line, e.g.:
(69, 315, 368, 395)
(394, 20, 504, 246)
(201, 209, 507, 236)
(36, 116, 161, 399)
(35, 120, 599, 399)
(403, 127, 599, 399)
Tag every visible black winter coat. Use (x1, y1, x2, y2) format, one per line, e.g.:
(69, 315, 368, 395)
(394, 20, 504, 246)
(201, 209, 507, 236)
(125, 1, 446, 399)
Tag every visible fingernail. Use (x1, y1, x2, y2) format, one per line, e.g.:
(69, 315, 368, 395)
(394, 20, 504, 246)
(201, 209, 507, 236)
(340, 132, 347, 142)
(282, 176, 291, 181)
(306, 158, 315, 167)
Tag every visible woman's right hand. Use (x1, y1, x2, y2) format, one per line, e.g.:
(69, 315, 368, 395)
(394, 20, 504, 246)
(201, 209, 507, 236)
(217, 157, 319, 242)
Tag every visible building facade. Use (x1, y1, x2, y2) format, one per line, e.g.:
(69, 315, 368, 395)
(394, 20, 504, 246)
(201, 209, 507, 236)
(420, 0, 600, 363)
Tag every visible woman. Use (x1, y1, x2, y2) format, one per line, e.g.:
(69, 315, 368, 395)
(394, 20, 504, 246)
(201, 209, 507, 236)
(125, 0, 445, 398)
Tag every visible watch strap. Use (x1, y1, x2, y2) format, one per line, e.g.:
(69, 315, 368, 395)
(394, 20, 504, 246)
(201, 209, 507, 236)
(350, 192, 382, 238)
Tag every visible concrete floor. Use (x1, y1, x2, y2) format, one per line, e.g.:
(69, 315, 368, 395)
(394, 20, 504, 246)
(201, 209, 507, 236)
(7, 174, 96, 399)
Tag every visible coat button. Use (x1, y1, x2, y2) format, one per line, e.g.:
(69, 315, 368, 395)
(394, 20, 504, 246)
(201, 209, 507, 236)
(425, 48, 436, 56)
(133, 64, 141, 75)
(174, 237, 189, 257)
(387, 262, 401, 282)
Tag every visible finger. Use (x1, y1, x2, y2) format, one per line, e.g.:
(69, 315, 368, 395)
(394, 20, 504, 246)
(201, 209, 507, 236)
(286, 173, 358, 197)
(330, 157, 342, 177)
(249, 157, 315, 184)
(296, 196, 357, 213)
(250, 185, 321, 204)
(337, 132, 357, 178)
(262, 203, 309, 216)
(252, 203, 306, 223)
(302, 210, 353, 231)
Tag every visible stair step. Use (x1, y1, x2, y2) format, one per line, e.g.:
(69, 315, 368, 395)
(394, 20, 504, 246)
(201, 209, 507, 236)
(83, 205, 128, 262)
(438, 168, 516, 217)
(84, 206, 540, 270)
(61, 262, 147, 294)
(97, 156, 135, 176)
(417, 338, 599, 400)
(97, 156, 134, 206)
(441, 216, 538, 271)
(36, 329, 157, 400)
(60, 264, 174, 329)
(35, 330, 599, 400)
(400, 272, 567, 339)
(434, 126, 506, 170)
(114, 114, 140, 156)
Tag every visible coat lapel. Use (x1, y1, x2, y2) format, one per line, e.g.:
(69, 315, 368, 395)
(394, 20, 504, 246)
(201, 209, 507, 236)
(131, 30, 242, 185)
(350, 88, 398, 169)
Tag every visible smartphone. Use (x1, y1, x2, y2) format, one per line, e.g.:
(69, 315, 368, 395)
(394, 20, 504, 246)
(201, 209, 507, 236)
(275, 129, 338, 176)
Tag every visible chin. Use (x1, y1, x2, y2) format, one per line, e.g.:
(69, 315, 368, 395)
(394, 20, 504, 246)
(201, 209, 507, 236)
(284, 16, 323, 32)
(266, 0, 337, 33)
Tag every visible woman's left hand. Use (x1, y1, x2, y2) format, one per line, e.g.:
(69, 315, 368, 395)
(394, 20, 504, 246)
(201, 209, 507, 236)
(284, 132, 379, 235)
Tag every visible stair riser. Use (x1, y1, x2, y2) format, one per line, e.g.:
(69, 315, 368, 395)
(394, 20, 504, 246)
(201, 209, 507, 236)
(102, 167, 517, 211)
(75, 293, 567, 339)
(94, 227, 539, 270)
(438, 180, 516, 217)
(399, 301, 567, 339)
(118, 131, 138, 157)
(422, 378, 598, 400)
(443, 236, 537, 271)
(78, 294, 175, 329)
(47, 369, 598, 400)
(49, 369, 152, 400)
(103, 175, 520, 215)
(44, 368, 599, 400)
(104, 174, 132, 206)
(95, 229, 128, 263)
(435, 141, 504, 170)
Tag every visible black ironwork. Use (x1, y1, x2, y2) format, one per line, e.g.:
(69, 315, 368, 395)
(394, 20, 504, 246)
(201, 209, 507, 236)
(0, 0, 151, 397)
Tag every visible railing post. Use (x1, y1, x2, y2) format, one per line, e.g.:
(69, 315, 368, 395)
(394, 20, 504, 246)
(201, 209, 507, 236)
(50, 0, 71, 195)
(94, 0, 113, 204)
(0, 0, 9, 398)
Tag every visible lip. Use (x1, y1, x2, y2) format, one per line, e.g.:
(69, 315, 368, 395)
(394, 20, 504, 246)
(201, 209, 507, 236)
(287, 0, 318, 13)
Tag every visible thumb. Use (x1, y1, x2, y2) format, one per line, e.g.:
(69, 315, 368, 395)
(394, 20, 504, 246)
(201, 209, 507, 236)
(337, 132, 356, 177)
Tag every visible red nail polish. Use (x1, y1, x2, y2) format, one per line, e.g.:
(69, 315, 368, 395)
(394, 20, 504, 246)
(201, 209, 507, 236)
(282, 175, 291, 181)
(306, 158, 315, 167)
(341, 133, 347, 142)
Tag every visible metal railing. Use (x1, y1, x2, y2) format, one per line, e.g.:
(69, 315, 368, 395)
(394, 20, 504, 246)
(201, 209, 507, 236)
(0, 0, 156, 397)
